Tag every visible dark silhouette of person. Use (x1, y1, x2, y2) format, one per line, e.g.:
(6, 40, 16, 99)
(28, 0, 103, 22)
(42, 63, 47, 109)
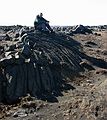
(34, 13, 53, 33)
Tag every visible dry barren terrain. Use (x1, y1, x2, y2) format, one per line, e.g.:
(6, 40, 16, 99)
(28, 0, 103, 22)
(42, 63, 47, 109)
(0, 26, 107, 120)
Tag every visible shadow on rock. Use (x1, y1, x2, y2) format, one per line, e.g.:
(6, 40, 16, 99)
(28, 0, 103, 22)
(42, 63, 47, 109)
(80, 53, 107, 69)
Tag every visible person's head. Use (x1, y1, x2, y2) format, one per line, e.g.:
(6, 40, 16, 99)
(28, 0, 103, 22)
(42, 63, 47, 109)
(40, 13, 43, 17)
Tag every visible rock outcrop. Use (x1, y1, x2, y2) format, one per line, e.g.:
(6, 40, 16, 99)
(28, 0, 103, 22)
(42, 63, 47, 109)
(72, 25, 93, 34)
(0, 29, 84, 103)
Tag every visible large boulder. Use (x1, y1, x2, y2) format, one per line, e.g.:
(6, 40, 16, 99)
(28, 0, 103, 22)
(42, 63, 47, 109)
(72, 24, 92, 34)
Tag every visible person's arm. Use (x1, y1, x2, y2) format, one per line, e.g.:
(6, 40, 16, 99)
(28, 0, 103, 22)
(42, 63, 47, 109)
(41, 17, 49, 23)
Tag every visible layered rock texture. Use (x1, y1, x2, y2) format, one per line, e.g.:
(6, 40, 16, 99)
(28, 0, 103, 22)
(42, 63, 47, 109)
(0, 29, 84, 103)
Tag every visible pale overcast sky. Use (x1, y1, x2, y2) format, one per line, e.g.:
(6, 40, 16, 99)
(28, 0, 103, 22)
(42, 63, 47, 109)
(0, 0, 107, 26)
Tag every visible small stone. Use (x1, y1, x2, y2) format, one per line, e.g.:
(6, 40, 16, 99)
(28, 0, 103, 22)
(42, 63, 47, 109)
(86, 79, 92, 83)
(12, 109, 27, 117)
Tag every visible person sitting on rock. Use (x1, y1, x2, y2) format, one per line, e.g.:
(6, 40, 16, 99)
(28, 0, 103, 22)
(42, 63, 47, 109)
(34, 13, 53, 33)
